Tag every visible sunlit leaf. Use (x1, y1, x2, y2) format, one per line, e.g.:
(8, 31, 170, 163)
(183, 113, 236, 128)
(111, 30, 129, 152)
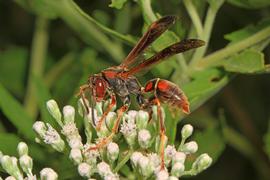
(223, 49, 265, 73)
(109, 0, 128, 9)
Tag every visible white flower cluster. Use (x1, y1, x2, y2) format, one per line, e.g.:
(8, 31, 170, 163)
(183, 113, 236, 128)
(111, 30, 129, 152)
(130, 133, 212, 179)
(0, 142, 58, 180)
(31, 99, 212, 179)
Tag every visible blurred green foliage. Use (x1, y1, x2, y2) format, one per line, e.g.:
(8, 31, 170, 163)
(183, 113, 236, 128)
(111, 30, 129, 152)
(0, 0, 270, 179)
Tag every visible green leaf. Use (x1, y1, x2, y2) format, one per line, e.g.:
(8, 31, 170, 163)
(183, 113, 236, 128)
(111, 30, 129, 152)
(223, 49, 265, 73)
(225, 19, 270, 44)
(0, 83, 35, 140)
(227, 0, 270, 9)
(183, 68, 229, 111)
(109, 0, 128, 9)
(0, 46, 28, 98)
(0, 133, 21, 155)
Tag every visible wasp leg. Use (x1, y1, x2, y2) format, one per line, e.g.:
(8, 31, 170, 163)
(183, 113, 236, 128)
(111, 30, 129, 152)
(88, 97, 130, 151)
(152, 98, 166, 170)
(96, 92, 116, 131)
(77, 84, 90, 114)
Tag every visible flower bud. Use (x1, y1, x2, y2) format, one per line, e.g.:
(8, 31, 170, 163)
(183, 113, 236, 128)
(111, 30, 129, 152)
(46, 99, 63, 127)
(1, 156, 23, 180)
(130, 152, 143, 168)
(77, 98, 89, 117)
(78, 163, 92, 178)
(85, 108, 99, 127)
(68, 138, 83, 149)
(171, 162, 185, 177)
(63, 105, 75, 124)
(44, 124, 65, 152)
(172, 152, 186, 165)
(151, 106, 165, 122)
(156, 169, 169, 180)
(17, 142, 28, 156)
(33, 121, 47, 138)
(164, 145, 176, 166)
(120, 119, 137, 147)
(138, 156, 154, 178)
(83, 144, 99, 165)
(181, 141, 198, 154)
(5, 176, 16, 180)
(148, 153, 160, 169)
(97, 162, 112, 177)
(69, 148, 83, 165)
(104, 174, 119, 180)
(105, 112, 117, 131)
(169, 176, 178, 180)
(107, 142, 119, 162)
(40, 168, 58, 180)
(135, 110, 149, 130)
(191, 153, 212, 175)
(138, 129, 151, 149)
(181, 124, 193, 139)
(19, 155, 33, 175)
(95, 102, 103, 116)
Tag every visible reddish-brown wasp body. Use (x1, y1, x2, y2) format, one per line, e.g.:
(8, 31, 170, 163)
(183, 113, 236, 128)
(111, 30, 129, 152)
(78, 15, 205, 169)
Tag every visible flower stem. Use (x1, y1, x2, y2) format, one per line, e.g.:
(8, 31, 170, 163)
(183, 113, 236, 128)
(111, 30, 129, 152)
(183, 0, 203, 37)
(189, 6, 218, 66)
(24, 16, 49, 118)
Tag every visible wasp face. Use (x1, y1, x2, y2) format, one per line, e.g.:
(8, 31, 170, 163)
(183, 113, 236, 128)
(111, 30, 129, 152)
(88, 75, 107, 102)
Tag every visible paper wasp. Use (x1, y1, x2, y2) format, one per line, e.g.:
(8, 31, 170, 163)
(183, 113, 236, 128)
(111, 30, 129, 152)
(78, 15, 205, 169)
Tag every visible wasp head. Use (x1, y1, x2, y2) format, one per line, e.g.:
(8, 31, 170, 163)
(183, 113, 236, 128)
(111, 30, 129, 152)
(88, 74, 107, 102)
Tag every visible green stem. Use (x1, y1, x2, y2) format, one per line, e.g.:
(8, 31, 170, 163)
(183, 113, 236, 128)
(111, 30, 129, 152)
(183, 0, 203, 37)
(193, 26, 270, 69)
(189, 6, 218, 66)
(71, 0, 137, 46)
(24, 16, 49, 118)
(139, 0, 157, 23)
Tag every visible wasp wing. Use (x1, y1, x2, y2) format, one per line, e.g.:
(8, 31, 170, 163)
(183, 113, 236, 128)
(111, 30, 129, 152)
(120, 16, 177, 68)
(122, 39, 205, 76)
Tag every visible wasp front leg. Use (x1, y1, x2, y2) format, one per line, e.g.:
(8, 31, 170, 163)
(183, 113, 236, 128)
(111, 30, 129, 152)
(96, 90, 116, 131)
(88, 96, 131, 151)
(77, 84, 90, 114)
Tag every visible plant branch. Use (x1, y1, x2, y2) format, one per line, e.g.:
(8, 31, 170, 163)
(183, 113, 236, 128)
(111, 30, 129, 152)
(183, 0, 203, 37)
(189, 6, 218, 66)
(192, 26, 270, 69)
(24, 16, 49, 118)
